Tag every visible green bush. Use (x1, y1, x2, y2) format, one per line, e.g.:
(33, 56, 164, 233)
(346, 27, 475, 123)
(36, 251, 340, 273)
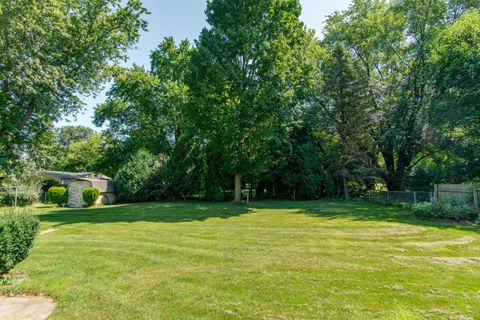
(0, 209, 39, 274)
(413, 201, 479, 222)
(48, 186, 69, 207)
(83, 188, 100, 207)
(114, 149, 156, 203)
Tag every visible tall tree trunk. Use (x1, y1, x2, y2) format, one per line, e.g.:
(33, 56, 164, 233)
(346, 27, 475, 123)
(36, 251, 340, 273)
(234, 174, 242, 202)
(342, 173, 349, 200)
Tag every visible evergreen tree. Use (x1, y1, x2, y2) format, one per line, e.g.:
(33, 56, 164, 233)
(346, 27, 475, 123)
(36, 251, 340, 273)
(318, 44, 376, 199)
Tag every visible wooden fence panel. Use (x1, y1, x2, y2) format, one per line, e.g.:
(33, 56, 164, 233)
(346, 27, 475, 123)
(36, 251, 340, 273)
(435, 184, 477, 207)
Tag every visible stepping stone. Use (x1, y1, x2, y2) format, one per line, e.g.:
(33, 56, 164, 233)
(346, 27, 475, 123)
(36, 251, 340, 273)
(0, 297, 55, 320)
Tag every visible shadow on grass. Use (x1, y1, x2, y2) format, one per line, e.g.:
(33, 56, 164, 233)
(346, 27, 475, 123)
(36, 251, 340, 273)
(39, 200, 479, 234)
(248, 200, 480, 234)
(40, 202, 252, 227)
(315, 203, 480, 234)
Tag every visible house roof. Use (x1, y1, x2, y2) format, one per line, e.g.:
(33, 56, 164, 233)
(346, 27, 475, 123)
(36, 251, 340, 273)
(77, 178, 116, 193)
(43, 171, 112, 181)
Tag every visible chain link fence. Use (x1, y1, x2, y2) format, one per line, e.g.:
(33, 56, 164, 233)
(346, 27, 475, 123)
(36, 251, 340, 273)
(0, 186, 40, 207)
(366, 191, 434, 206)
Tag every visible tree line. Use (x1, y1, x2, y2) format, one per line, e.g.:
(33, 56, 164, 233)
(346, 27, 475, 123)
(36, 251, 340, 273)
(1, 0, 479, 201)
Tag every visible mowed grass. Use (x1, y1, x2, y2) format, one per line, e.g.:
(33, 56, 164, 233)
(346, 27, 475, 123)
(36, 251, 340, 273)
(2, 201, 480, 319)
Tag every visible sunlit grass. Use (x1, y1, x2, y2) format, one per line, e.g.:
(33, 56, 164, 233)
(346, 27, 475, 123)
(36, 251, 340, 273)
(2, 201, 479, 319)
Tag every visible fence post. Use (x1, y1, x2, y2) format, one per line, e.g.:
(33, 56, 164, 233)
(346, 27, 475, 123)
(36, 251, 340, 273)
(434, 184, 438, 202)
(413, 192, 417, 205)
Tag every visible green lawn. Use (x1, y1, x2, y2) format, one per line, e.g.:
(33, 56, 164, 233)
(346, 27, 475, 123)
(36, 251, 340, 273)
(2, 201, 480, 319)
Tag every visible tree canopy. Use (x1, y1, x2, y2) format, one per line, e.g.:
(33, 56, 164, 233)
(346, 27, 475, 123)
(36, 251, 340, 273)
(0, 0, 147, 167)
(5, 0, 480, 201)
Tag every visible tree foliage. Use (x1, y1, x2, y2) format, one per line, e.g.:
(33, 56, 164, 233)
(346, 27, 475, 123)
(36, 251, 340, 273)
(114, 149, 157, 203)
(317, 44, 376, 198)
(0, 0, 147, 164)
(16, 0, 478, 202)
(322, 0, 480, 190)
(187, 0, 315, 201)
(95, 38, 192, 157)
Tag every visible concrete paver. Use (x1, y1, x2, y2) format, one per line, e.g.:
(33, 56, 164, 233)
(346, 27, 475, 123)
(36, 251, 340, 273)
(0, 297, 55, 320)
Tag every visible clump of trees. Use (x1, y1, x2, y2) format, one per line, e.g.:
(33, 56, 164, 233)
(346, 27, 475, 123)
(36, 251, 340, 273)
(3, 0, 480, 201)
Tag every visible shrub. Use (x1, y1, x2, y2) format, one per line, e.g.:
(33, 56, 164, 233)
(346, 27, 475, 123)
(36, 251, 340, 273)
(48, 186, 69, 207)
(114, 149, 156, 203)
(413, 201, 479, 222)
(83, 188, 100, 207)
(0, 187, 39, 207)
(0, 209, 39, 274)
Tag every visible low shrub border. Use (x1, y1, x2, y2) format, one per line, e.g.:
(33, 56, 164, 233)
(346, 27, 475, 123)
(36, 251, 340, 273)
(0, 209, 40, 275)
(413, 201, 479, 222)
(83, 188, 100, 207)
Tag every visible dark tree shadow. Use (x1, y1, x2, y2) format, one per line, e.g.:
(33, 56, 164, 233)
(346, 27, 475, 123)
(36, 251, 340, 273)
(38, 200, 479, 234)
(246, 200, 480, 234)
(284, 201, 480, 233)
(39, 202, 252, 227)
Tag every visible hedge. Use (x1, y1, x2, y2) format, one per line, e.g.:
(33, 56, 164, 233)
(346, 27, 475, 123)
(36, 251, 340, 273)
(413, 201, 479, 222)
(48, 186, 69, 207)
(0, 209, 39, 274)
(83, 187, 100, 207)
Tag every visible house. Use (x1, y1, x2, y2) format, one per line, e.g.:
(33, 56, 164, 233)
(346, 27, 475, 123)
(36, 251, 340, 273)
(43, 171, 116, 208)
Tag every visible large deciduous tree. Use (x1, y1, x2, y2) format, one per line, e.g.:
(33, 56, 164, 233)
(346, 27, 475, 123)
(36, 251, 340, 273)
(433, 9, 480, 135)
(323, 0, 479, 191)
(430, 8, 480, 183)
(188, 0, 314, 201)
(95, 38, 193, 158)
(0, 0, 147, 165)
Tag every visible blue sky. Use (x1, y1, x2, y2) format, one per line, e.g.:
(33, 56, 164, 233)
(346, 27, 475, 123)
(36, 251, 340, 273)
(58, 0, 351, 129)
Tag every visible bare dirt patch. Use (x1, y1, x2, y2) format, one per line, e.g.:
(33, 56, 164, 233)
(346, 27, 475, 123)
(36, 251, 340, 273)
(40, 228, 57, 236)
(0, 296, 55, 320)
